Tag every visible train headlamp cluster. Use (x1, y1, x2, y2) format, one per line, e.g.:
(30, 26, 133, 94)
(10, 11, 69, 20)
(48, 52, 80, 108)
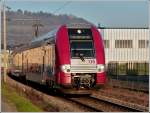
(60, 64, 105, 73)
(96, 64, 105, 73)
(60, 64, 71, 73)
(77, 29, 81, 34)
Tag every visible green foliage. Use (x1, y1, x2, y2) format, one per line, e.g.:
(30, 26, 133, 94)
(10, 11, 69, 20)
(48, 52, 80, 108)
(107, 62, 149, 76)
(126, 69, 137, 76)
(136, 63, 149, 75)
(2, 83, 43, 112)
(117, 63, 127, 75)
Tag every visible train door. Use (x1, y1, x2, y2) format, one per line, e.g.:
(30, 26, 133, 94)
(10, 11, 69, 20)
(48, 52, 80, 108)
(51, 44, 55, 76)
(48, 44, 55, 76)
(22, 53, 24, 73)
(23, 51, 29, 78)
(42, 47, 46, 83)
(44, 44, 55, 86)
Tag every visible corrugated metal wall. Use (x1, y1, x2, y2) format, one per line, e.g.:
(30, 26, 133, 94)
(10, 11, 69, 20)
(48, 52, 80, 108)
(99, 28, 149, 64)
(98, 28, 149, 91)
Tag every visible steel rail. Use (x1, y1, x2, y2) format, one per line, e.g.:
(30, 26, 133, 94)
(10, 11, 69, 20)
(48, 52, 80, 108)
(65, 97, 103, 112)
(90, 95, 149, 112)
(65, 96, 148, 112)
(8, 75, 148, 112)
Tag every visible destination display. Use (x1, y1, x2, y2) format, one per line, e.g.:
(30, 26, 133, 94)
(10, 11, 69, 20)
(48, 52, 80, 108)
(69, 35, 92, 40)
(68, 29, 93, 40)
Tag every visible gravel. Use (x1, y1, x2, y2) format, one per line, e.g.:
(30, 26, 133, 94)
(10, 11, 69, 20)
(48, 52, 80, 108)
(92, 86, 149, 107)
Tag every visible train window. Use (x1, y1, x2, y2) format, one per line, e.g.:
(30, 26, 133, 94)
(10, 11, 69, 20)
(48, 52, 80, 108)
(70, 40, 93, 49)
(70, 40, 95, 58)
(71, 49, 94, 58)
(68, 28, 95, 58)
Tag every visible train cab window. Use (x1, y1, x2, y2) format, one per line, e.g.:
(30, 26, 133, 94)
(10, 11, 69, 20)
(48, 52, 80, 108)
(70, 40, 93, 49)
(68, 29, 95, 58)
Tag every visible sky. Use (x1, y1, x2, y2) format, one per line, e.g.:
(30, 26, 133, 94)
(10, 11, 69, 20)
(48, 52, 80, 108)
(3, 0, 149, 27)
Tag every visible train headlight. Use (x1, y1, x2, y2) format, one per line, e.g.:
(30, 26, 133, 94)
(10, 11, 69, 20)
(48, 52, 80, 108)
(97, 64, 105, 73)
(77, 29, 81, 34)
(60, 65, 71, 73)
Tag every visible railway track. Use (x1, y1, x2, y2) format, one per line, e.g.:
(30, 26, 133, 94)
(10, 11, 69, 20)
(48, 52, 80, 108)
(5, 75, 91, 112)
(65, 95, 149, 112)
(109, 78, 149, 93)
(7, 75, 149, 112)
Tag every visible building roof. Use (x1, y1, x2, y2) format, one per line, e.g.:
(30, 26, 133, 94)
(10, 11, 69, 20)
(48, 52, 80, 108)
(98, 27, 149, 29)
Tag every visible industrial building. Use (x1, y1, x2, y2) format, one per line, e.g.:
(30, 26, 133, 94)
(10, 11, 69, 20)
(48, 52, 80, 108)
(98, 28, 149, 75)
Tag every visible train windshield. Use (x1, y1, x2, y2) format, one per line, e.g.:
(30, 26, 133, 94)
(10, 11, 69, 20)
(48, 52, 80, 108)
(68, 29, 95, 58)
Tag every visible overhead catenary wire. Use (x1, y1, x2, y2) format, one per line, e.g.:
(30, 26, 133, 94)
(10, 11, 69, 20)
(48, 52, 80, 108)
(53, 1, 72, 14)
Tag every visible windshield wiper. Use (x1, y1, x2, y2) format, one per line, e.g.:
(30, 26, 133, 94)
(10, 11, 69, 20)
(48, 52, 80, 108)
(79, 54, 85, 62)
(73, 48, 85, 62)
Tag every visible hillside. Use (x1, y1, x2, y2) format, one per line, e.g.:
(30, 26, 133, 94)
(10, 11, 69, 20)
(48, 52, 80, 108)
(1, 9, 90, 49)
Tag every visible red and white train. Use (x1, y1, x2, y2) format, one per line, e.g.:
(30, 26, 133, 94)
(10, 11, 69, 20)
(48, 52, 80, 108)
(9, 23, 106, 94)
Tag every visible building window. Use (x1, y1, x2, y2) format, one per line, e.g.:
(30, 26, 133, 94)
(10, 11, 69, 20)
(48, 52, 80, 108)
(138, 40, 149, 48)
(115, 40, 133, 48)
(104, 40, 109, 48)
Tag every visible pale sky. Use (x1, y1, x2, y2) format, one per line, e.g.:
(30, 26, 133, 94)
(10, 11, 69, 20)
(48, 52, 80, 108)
(5, 0, 149, 27)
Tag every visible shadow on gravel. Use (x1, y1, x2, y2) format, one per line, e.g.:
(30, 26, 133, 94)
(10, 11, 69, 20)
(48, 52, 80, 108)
(8, 75, 90, 99)
(8, 75, 57, 95)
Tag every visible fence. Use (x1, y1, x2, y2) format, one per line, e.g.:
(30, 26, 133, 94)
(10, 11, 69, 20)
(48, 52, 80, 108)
(99, 28, 149, 91)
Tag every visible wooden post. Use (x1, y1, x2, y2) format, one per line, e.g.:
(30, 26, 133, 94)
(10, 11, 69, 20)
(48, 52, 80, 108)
(3, 0, 7, 83)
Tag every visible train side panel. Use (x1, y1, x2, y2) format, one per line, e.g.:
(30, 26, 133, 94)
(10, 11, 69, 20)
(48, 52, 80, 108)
(11, 44, 56, 84)
(91, 26, 106, 84)
(55, 25, 71, 85)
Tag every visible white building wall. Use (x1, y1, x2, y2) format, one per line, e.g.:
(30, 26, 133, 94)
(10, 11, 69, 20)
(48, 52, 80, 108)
(98, 28, 149, 64)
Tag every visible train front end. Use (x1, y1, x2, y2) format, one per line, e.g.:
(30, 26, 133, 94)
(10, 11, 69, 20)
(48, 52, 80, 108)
(56, 24, 106, 93)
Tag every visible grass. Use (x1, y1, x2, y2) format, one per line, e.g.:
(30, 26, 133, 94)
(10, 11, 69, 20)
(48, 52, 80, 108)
(2, 83, 43, 112)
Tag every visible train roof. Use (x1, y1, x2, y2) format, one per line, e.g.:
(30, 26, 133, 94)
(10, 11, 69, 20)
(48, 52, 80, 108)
(31, 27, 59, 43)
(12, 27, 61, 54)
(66, 23, 93, 29)
(12, 23, 94, 54)
(26, 23, 94, 46)
(31, 23, 93, 43)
